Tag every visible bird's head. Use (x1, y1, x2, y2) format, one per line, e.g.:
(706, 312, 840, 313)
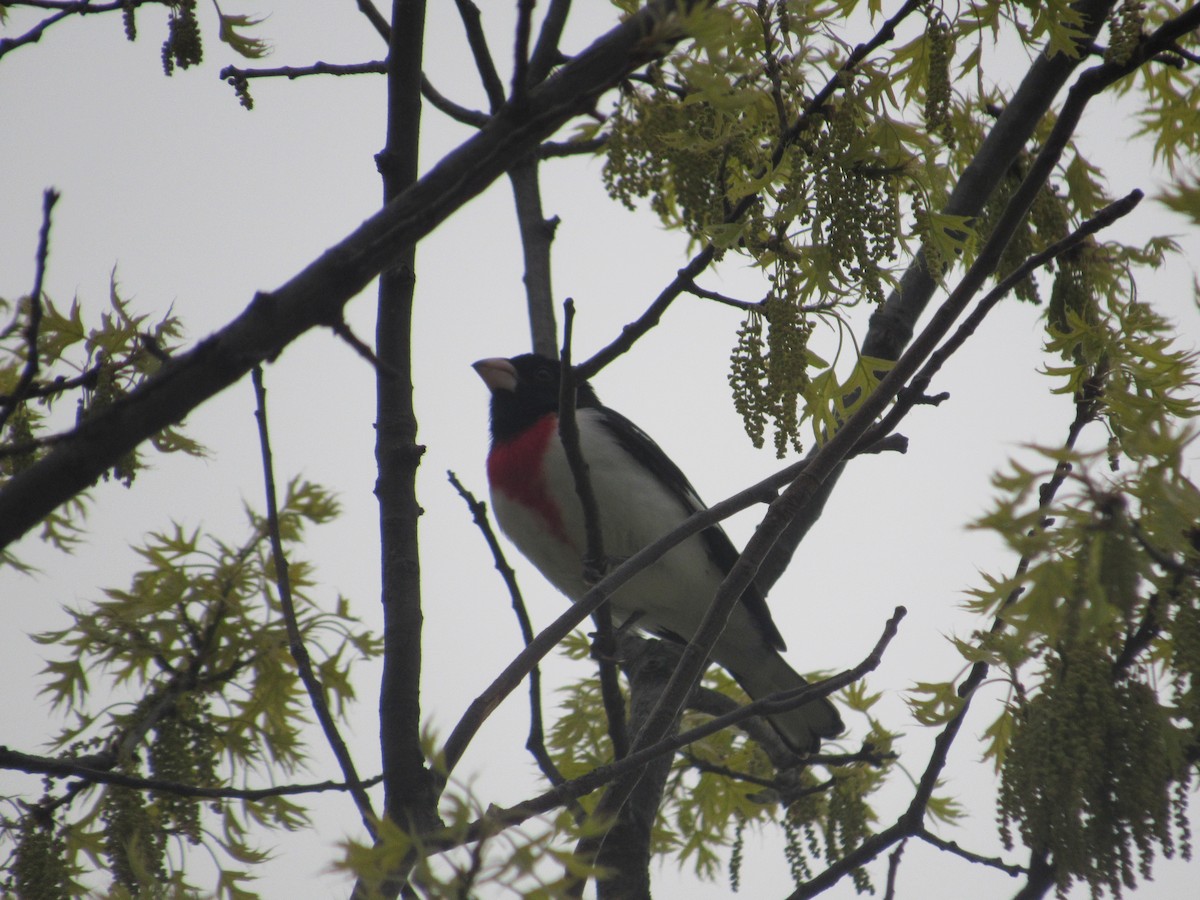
(473, 354, 600, 442)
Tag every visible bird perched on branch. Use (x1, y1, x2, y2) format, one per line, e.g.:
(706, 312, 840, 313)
(474, 353, 843, 753)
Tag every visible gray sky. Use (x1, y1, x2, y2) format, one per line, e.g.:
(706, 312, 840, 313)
(3, 2, 1199, 897)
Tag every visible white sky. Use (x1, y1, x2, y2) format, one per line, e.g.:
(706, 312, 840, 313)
(2, 2, 1199, 898)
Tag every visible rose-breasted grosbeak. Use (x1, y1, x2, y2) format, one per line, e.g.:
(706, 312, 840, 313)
(474, 353, 843, 753)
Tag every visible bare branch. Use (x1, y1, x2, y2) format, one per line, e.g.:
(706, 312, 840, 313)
(528, 0, 572, 83)
(917, 830, 1026, 878)
(219, 60, 388, 80)
(454, 0, 506, 111)
(0, 743, 381, 801)
(331, 320, 399, 378)
(538, 134, 608, 159)
(0, 189, 58, 436)
(0, 0, 705, 553)
(446, 470, 579, 811)
(251, 366, 378, 838)
(354, 0, 391, 41)
(0, 1, 147, 60)
(509, 159, 560, 356)
(558, 301, 630, 759)
(511, 0, 535, 104)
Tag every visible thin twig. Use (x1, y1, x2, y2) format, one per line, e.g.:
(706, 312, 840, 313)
(0, 189, 59, 435)
(332, 320, 399, 378)
(538, 134, 609, 159)
(883, 838, 906, 900)
(354, 0, 391, 41)
(0, 744, 382, 801)
(862, 190, 1144, 451)
(0, 1, 130, 60)
(251, 366, 378, 839)
(558, 301, 630, 760)
(580, 0, 925, 378)
(446, 470, 581, 816)
(455, 0, 506, 111)
(917, 829, 1026, 877)
(511, 0, 536, 105)
(219, 60, 387, 80)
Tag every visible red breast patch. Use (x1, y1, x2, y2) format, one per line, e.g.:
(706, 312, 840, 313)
(488, 414, 572, 545)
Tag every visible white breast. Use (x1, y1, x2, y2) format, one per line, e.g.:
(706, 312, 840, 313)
(490, 409, 752, 654)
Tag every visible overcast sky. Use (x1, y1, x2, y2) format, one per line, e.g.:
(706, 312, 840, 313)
(3, 2, 1199, 897)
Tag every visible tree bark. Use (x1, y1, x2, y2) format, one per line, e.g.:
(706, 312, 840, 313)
(593, 634, 684, 900)
(375, 0, 438, 852)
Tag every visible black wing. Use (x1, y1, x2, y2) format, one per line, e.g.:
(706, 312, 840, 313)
(594, 405, 788, 652)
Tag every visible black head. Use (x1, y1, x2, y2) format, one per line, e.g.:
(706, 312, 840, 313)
(474, 353, 601, 442)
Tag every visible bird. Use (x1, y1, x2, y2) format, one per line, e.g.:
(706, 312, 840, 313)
(474, 352, 843, 754)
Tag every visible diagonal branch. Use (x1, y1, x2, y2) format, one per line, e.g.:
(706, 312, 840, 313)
(251, 366, 378, 838)
(528, 0, 572, 83)
(0, 0, 706, 554)
(579, 0, 925, 379)
(424, 606, 904, 860)
(446, 470, 577, 806)
(862, 189, 1144, 451)
(454, 0, 506, 110)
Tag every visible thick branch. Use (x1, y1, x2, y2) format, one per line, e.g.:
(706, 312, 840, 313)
(861, 0, 1117, 360)
(0, 0, 703, 553)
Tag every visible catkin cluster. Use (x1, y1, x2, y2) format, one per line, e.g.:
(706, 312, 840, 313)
(924, 8, 955, 146)
(1106, 0, 1146, 65)
(998, 644, 1189, 899)
(162, 0, 203, 76)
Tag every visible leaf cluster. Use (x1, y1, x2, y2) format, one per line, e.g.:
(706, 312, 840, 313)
(0, 272, 201, 565)
(944, 287, 1200, 895)
(0, 480, 379, 899)
(542, 648, 896, 891)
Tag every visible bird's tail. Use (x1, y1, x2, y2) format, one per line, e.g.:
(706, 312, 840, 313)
(730, 652, 843, 754)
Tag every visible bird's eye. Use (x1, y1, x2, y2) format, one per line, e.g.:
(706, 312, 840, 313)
(533, 368, 554, 383)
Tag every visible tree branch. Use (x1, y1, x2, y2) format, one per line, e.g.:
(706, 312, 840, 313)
(579, 0, 926, 379)
(0, 744, 381, 801)
(0, 0, 706, 554)
(917, 829, 1026, 878)
(251, 366, 378, 838)
(219, 60, 388, 80)
(862, 189, 1144, 451)
(454, 0, 506, 111)
(446, 471, 578, 810)
(861, 0, 1117, 361)
(354, 0, 391, 41)
(424, 606, 904, 860)
(509, 158, 560, 356)
(558, 302, 630, 760)
(0, 0, 161, 60)
(0, 189, 58, 436)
